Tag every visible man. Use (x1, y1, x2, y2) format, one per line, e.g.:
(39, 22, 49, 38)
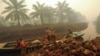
(65, 29, 73, 38)
(19, 38, 27, 56)
(45, 27, 56, 43)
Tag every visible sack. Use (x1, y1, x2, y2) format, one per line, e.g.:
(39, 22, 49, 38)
(20, 41, 26, 48)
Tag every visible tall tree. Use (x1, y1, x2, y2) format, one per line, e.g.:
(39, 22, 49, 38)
(30, 2, 46, 25)
(43, 6, 56, 24)
(65, 8, 74, 23)
(2, 0, 30, 26)
(96, 15, 100, 34)
(56, 0, 69, 24)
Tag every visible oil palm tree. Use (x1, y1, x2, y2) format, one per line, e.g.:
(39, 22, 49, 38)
(30, 2, 46, 25)
(96, 15, 100, 34)
(43, 6, 55, 24)
(56, 0, 69, 24)
(2, 0, 30, 26)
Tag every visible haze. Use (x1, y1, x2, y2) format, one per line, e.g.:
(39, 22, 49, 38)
(0, 0, 100, 22)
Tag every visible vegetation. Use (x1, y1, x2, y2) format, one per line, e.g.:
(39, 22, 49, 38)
(1, 0, 87, 27)
(56, 1, 69, 24)
(30, 2, 46, 25)
(0, 0, 88, 42)
(0, 16, 7, 27)
(2, 0, 30, 26)
(96, 15, 100, 34)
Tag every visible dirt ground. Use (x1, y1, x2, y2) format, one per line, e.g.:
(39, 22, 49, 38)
(0, 23, 87, 42)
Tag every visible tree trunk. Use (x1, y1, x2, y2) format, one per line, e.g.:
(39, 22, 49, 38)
(40, 14, 44, 25)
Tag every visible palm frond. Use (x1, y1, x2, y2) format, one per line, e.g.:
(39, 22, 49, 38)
(3, 0, 12, 6)
(10, 0, 18, 9)
(21, 12, 30, 20)
(36, 2, 41, 8)
(5, 6, 13, 10)
(30, 12, 39, 18)
(5, 11, 15, 20)
(41, 3, 45, 7)
(20, 8, 28, 13)
(30, 12, 35, 16)
(9, 0, 17, 5)
(2, 9, 12, 14)
(33, 4, 39, 10)
(17, 11, 30, 24)
(18, 5, 26, 9)
(18, 0, 25, 5)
